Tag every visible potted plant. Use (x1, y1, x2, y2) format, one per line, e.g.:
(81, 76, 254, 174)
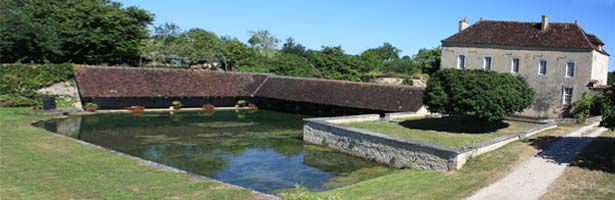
(236, 100, 248, 108)
(131, 106, 145, 113)
(84, 103, 98, 112)
(202, 104, 215, 111)
(248, 103, 258, 111)
(171, 100, 182, 110)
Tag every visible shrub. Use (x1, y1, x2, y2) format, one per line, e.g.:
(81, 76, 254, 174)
(0, 64, 73, 107)
(236, 100, 249, 107)
(171, 100, 182, 110)
(424, 69, 535, 121)
(572, 92, 593, 122)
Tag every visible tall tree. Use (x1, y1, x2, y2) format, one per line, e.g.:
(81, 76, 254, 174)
(413, 47, 441, 74)
(308, 46, 367, 81)
(248, 30, 279, 57)
(0, 0, 153, 65)
(174, 28, 223, 67)
(360, 42, 401, 62)
(281, 37, 306, 56)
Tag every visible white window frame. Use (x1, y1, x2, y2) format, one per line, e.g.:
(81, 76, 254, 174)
(565, 61, 575, 78)
(483, 56, 493, 71)
(538, 59, 548, 76)
(562, 87, 573, 106)
(457, 55, 466, 69)
(511, 57, 520, 73)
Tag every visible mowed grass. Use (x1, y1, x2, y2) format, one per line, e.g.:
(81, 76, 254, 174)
(0, 107, 258, 200)
(540, 129, 615, 200)
(342, 116, 538, 148)
(318, 123, 586, 200)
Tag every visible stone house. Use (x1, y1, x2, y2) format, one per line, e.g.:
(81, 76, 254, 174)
(440, 16, 610, 118)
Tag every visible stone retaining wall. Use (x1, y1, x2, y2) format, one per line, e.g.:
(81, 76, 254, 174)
(304, 114, 557, 171)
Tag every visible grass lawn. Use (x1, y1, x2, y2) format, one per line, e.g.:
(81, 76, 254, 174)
(315, 123, 588, 200)
(0, 107, 258, 200)
(341, 116, 538, 148)
(540, 129, 615, 200)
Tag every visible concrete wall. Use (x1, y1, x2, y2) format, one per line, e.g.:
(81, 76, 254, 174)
(441, 45, 602, 118)
(303, 114, 556, 171)
(303, 116, 459, 171)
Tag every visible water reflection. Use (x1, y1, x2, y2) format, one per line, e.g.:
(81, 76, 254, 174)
(35, 110, 387, 193)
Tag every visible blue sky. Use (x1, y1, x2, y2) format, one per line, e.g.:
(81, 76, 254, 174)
(118, 0, 615, 71)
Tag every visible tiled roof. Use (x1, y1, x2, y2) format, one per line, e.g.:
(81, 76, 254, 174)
(74, 65, 425, 112)
(442, 20, 608, 55)
(255, 76, 424, 112)
(74, 66, 268, 98)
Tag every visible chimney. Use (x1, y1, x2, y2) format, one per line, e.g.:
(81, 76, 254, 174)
(541, 15, 549, 31)
(459, 17, 469, 32)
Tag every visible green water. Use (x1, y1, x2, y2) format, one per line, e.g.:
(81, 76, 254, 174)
(35, 110, 391, 193)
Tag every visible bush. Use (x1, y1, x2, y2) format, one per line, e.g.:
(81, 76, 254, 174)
(572, 92, 593, 122)
(424, 69, 535, 121)
(0, 64, 73, 107)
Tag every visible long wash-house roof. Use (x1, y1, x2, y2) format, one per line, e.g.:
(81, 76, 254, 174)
(74, 65, 425, 112)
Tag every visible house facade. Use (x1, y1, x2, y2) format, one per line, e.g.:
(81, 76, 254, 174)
(440, 16, 610, 118)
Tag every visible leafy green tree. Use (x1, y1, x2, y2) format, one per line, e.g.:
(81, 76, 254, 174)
(383, 59, 419, 75)
(424, 69, 535, 121)
(308, 46, 367, 81)
(600, 72, 615, 129)
(248, 30, 279, 57)
(0, 0, 153, 65)
(413, 47, 441, 74)
(221, 38, 261, 70)
(360, 42, 401, 62)
(174, 28, 223, 67)
(281, 37, 307, 56)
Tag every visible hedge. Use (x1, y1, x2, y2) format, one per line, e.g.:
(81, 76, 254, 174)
(0, 64, 74, 106)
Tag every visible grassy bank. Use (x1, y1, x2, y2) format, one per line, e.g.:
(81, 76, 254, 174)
(315, 123, 585, 199)
(342, 116, 537, 148)
(0, 107, 258, 199)
(541, 130, 615, 200)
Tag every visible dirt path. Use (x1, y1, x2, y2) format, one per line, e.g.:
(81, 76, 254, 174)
(467, 123, 608, 200)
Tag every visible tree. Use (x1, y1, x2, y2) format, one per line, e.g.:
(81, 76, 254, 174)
(248, 30, 279, 57)
(221, 37, 261, 70)
(308, 46, 367, 81)
(281, 37, 306, 56)
(413, 47, 441, 74)
(0, 0, 153, 65)
(424, 69, 535, 121)
(360, 42, 401, 62)
(600, 72, 615, 130)
(174, 28, 223, 67)
(383, 59, 419, 75)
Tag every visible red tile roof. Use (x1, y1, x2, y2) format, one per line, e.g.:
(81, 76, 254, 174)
(442, 20, 608, 55)
(255, 76, 424, 112)
(74, 66, 268, 98)
(74, 65, 425, 112)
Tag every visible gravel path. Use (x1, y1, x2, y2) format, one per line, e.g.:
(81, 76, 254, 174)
(467, 123, 608, 200)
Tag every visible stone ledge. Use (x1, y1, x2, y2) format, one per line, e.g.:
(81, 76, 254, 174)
(304, 114, 557, 171)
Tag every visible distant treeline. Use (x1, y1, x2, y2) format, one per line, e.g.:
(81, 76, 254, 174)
(0, 0, 440, 82)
